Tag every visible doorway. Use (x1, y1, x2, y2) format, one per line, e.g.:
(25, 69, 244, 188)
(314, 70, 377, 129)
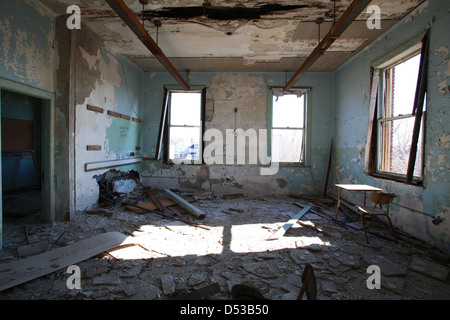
(0, 80, 55, 250)
(1, 89, 44, 226)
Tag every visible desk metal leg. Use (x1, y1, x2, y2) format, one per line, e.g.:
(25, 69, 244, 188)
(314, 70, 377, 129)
(334, 188, 342, 223)
(364, 191, 367, 206)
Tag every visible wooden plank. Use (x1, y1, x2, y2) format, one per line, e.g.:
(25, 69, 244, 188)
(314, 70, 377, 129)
(86, 145, 102, 151)
(146, 188, 168, 212)
(87, 104, 104, 113)
(120, 114, 131, 120)
(127, 197, 197, 213)
(107, 110, 121, 118)
(0, 232, 128, 292)
(267, 204, 312, 240)
(132, 117, 141, 123)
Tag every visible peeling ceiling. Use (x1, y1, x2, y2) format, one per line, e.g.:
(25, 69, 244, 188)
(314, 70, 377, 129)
(40, 0, 424, 72)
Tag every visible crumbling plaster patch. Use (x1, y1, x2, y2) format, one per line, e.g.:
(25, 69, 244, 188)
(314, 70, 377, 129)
(75, 46, 130, 211)
(73, 42, 143, 212)
(141, 71, 332, 196)
(0, 10, 55, 91)
(438, 132, 450, 149)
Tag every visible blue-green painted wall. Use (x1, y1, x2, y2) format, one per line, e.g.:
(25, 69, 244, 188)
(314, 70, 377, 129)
(0, 0, 55, 92)
(73, 29, 145, 211)
(332, 0, 450, 252)
(0, 0, 56, 248)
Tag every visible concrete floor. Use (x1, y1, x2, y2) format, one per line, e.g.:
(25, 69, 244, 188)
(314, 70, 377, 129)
(0, 190, 449, 300)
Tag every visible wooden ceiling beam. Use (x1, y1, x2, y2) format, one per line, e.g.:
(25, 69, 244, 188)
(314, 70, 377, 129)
(105, 0, 190, 90)
(284, 0, 372, 91)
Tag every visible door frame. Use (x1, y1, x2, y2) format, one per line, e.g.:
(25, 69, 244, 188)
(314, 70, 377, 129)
(0, 78, 56, 248)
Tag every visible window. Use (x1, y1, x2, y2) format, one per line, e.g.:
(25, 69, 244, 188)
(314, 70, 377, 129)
(269, 89, 309, 164)
(378, 54, 425, 178)
(366, 32, 429, 184)
(162, 88, 205, 164)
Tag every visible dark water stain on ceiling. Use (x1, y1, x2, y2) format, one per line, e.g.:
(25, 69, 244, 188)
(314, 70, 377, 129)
(142, 3, 315, 21)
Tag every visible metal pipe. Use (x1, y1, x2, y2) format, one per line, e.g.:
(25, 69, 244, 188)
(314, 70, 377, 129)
(164, 189, 206, 219)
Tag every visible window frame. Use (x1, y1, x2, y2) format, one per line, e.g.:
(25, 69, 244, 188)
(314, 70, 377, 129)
(366, 32, 429, 185)
(267, 88, 312, 166)
(161, 86, 206, 165)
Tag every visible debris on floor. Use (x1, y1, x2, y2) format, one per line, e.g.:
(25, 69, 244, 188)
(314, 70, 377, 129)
(94, 169, 140, 209)
(0, 190, 449, 300)
(0, 232, 128, 292)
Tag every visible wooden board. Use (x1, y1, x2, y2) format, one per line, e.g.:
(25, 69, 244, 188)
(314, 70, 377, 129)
(268, 204, 312, 240)
(1, 117, 34, 151)
(0, 232, 128, 292)
(127, 198, 197, 213)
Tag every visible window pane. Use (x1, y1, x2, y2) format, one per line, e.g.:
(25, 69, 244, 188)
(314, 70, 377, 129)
(169, 127, 201, 161)
(273, 94, 304, 128)
(170, 92, 202, 126)
(378, 117, 423, 178)
(272, 129, 304, 163)
(390, 54, 421, 117)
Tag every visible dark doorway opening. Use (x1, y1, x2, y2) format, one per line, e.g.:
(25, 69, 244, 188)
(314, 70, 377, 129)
(1, 89, 44, 226)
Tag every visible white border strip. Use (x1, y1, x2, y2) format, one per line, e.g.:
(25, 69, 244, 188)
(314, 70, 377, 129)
(84, 157, 142, 172)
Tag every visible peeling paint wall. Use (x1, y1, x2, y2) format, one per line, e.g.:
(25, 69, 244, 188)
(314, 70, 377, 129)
(0, 2, 145, 218)
(141, 72, 334, 196)
(72, 26, 144, 212)
(0, 0, 56, 92)
(332, 0, 450, 252)
(0, 0, 57, 245)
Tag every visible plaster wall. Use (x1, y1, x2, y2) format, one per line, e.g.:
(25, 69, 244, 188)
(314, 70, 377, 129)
(141, 71, 334, 196)
(0, 0, 56, 92)
(0, 0, 146, 217)
(332, 0, 450, 252)
(0, 0, 57, 246)
(72, 27, 144, 212)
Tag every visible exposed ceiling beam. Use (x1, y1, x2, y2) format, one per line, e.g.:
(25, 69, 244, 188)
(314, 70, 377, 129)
(284, 0, 372, 91)
(105, 0, 190, 90)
